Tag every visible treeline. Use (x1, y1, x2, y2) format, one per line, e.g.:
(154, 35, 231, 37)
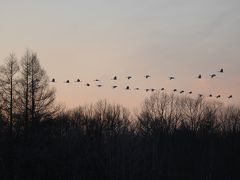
(0, 51, 240, 179)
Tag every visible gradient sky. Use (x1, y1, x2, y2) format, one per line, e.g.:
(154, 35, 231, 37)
(1, 0, 240, 110)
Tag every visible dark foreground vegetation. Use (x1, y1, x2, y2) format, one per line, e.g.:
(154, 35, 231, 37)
(0, 50, 240, 179)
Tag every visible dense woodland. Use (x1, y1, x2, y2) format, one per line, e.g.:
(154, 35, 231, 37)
(0, 50, 240, 179)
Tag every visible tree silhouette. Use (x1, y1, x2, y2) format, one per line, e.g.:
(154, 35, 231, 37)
(18, 50, 56, 140)
(0, 53, 19, 137)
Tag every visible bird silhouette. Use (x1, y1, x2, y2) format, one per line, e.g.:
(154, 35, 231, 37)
(180, 90, 184, 94)
(216, 95, 221, 98)
(51, 78, 55, 83)
(85, 83, 90, 87)
(112, 86, 118, 89)
(134, 88, 140, 90)
(198, 74, 202, 79)
(173, 89, 177, 92)
(218, 68, 224, 73)
(65, 80, 70, 83)
(112, 76, 118, 80)
(210, 74, 216, 78)
(94, 79, 100, 82)
(228, 95, 233, 99)
(97, 85, 102, 87)
(145, 89, 150, 92)
(161, 88, 165, 91)
(126, 76, 132, 80)
(199, 94, 203, 98)
(76, 79, 81, 82)
(145, 75, 151, 79)
(151, 88, 155, 92)
(125, 86, 130, 90)
(209, 94, 213, 97)
(189, 91, 193, 94)
(169, 77, 175, 80)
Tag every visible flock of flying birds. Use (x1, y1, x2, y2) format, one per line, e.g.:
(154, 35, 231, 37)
(50, 68, 233, 100)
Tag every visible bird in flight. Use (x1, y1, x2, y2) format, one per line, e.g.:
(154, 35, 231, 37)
(97, 85, 102, 87)
(125, 86, 130, 90)
(218, 68, 224, 73)
(126, 76, 132, 80)
(76, 79, 81, 82)
(173, 89, 177, 92)
(188, 91, 193, 94)
(65, 80, 70, 83)
(145, 75, 151, 79)
(180, 90, 184, 94)
(199, 94, 203, 98)
(209, 94, 213, 97)
(151, 88, 155, 92)
(112, 76, 118, 80)
(161, 88, 165, 91)
(51, 78, 55, 83)
(210, 74, 216, 78)
(169, 77, 175, 80)
(228, 95, 233, 99)
(85, 83, 90, 86)
(145, 89, 150, 92)
(216, 95, 221, 99)
(112, 86, 118, 89)
(134, 88, 140, 90)
(94, 79, 100, 82)
(198, 74, 202, 79)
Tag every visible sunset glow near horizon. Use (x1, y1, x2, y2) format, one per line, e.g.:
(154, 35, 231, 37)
(1, 0, 240, 110)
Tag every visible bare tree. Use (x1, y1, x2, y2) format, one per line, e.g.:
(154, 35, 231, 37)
(0, 53, 19, 137)
(93, 100, 130, 137)
(137, 92, 182, 135)
(18, 50, 56, 139)
(220, 105, 240, 133)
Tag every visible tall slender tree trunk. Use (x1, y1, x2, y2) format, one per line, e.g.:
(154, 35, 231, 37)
(9, 68, 13, 138)
(31, 58, 36, 138)
(25, 65, 29, 141)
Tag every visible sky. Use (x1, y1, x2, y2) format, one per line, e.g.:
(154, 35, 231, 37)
(0, 0, 240, 110)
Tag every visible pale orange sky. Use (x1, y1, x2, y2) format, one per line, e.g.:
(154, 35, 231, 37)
(0, 0, 240, 110)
